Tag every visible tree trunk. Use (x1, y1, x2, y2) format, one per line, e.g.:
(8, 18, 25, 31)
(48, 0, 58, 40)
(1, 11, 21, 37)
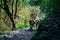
(14, 0, 18, 19)
(3, 0, 15, 31)
(5, 7, 15, 31)
(12, 0, 14, 16)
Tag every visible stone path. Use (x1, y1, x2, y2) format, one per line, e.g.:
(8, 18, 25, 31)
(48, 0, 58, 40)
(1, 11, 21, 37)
(0, 27, 37, 40)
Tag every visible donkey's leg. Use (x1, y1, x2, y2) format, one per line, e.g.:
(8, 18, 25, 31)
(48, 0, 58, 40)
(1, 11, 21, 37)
(29, 24, 33, 30)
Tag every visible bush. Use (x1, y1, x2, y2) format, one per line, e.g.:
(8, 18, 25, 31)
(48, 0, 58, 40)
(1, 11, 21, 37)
(16, 21, 27, 29)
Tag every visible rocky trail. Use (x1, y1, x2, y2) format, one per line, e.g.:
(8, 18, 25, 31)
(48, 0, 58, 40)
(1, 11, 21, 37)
(0, 27, 37, 40)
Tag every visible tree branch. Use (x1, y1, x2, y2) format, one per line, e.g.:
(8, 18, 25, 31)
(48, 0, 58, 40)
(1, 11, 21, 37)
(0, 5, 5, 10)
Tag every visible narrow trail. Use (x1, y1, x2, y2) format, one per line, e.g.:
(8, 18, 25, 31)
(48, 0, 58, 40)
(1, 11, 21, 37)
(0, 27, 37, 40)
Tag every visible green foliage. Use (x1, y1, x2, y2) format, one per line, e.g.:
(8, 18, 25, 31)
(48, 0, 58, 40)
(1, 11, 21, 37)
(16, 21, 26, 29)
(29, 0, 42, 6)
(42, 0, 53, 13)
(0, 31, 4, 34)
(0, 0, 41, 34)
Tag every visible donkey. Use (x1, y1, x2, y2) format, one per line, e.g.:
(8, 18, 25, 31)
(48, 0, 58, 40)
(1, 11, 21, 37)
(29, 19, 35, 30)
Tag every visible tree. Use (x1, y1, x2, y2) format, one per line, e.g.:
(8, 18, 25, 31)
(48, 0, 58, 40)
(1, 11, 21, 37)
(0, 0, 16, 30)
(0, 0, 29, 31)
